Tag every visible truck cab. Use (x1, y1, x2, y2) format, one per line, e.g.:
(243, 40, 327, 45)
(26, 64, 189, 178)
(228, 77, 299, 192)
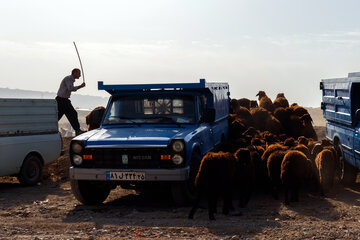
(69, 79, 230, 204)
(321, 72, 360, 183)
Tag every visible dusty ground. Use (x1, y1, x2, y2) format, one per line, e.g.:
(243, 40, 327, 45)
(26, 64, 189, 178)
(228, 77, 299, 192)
(1, 125, 360, 239)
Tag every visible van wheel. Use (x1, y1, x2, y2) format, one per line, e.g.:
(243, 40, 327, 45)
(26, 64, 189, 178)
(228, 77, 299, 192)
(70, 180, 111, 205)
(18, 155, 43, 186)
(171, 152, 201, 205)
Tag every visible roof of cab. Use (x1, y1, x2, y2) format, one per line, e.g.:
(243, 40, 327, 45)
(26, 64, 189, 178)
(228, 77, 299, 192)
(98, 79, 208, 95)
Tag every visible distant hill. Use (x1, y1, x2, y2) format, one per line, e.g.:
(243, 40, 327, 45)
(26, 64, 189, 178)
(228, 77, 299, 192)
(0, 87, 108, 110)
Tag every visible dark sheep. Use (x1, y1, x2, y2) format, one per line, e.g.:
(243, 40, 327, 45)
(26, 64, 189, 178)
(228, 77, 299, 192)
(242, 127, 260, 138)
(256, 91, 274, 112)
(238, 98, 251, 110)
(280, 150, 313, 205)
(234, 148, 253, 207)
(250, 100, 258, 109)
(230, 99, 240, 114)
(85, 106, 106, 131)
(300, 114, 318, 140)
(314, 148, 336, 195)
(188, 152, 237, 220)
(229, 119, 247, 139)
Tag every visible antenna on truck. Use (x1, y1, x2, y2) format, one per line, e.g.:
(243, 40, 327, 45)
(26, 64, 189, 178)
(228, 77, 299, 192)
(73, 41, 85, 83)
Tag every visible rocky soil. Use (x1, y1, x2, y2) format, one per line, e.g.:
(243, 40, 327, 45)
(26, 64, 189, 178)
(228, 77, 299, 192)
(1, 128, 360, 239)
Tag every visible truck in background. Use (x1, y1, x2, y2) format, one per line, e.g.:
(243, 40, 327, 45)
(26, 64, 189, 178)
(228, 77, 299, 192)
(320, 72, 360, 184)
(69, 79, 230, 205)
(0, 99, 62, 185)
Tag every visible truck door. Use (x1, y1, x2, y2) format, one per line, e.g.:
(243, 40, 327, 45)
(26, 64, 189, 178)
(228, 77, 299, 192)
(197, 96, 214, 153)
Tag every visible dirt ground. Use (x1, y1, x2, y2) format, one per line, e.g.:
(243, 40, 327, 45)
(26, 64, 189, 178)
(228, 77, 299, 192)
(2, 129, 360, 239)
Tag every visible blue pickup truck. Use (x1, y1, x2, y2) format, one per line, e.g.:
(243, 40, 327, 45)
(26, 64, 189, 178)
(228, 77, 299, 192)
(321, 72, 360, 184)
(69, 79, 230, 204)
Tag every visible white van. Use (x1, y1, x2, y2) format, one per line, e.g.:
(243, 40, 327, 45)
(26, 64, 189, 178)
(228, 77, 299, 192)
(0, 98, 62, 185)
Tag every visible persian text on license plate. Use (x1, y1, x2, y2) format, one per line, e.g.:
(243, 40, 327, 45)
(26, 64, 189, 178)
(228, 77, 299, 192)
(106, 171, 145, 181)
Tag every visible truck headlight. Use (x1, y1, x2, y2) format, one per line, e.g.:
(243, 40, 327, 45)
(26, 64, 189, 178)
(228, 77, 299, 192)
(172, 154, 183, 165)
(72, 142, 83, 154)
(73, 154, 83, 165)
(172, 141, 184, 152)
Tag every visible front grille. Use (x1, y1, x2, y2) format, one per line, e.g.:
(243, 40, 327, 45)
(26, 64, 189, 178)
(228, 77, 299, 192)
(79, 148, 176, 169)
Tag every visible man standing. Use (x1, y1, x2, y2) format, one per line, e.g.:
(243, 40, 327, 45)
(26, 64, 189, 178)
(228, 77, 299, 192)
(56, 68, 86, 135)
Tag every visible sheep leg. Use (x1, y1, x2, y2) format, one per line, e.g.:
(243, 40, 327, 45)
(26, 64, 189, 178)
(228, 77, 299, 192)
(222, 189, 232, 215)
(188, 191, 202, 219)
(244, 188, 252, 206)
(271, 182, 279, 200)
(284, 185, 290, 205)
(208, 193, 217, 220)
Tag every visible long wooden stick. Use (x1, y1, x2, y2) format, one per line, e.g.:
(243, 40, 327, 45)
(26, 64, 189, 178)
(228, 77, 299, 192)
(73, 41, 85, 83)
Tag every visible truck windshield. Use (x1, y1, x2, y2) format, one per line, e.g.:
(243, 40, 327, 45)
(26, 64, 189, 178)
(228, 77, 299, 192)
(103, 94, 196, 125)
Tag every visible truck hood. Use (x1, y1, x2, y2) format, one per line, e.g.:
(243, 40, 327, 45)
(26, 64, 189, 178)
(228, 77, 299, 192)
(77, 125, 198, 147)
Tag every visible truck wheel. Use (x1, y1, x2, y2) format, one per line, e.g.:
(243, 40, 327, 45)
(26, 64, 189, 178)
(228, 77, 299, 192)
(70, 180, 111, 205)
(336, 143, 358, 185)
(171, 151, 201, 205)
(18, 155, 43, 186)
(336, 143, 345, 183)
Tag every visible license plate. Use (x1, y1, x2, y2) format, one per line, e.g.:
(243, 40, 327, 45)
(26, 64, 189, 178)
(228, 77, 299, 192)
(106, 171, 145, 181)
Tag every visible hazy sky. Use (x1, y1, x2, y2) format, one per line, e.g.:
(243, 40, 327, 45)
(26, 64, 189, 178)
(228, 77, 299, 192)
(1, 0, 360, 107)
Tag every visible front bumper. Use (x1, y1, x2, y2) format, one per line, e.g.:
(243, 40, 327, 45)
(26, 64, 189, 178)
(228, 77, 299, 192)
(69, 166, 190, 181)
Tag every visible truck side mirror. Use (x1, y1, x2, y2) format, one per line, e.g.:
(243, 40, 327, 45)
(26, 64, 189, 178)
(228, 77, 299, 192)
(356, 109, 360, 121)
(203, 108, 215, 123)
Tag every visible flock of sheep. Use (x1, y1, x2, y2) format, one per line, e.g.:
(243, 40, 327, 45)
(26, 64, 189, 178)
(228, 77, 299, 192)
(189, 91, 339, 220)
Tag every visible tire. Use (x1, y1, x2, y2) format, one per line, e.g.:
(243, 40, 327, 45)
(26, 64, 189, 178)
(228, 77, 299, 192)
(342, 161, 358, 185)
(70, 180, 111, 205)
(171, 151, 201, 206)
(335, 143, 345, 183)
(18, 155, 43, 186)
(337, 143, 358, 185)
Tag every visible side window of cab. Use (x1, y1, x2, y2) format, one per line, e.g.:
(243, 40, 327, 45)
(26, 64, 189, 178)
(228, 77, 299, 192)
(197, 95, 206, 123)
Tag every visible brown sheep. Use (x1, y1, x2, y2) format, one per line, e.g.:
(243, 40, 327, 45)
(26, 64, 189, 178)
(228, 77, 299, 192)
(291, 104, 309, 117)
(314, 149, 336, 196)
(85, 106, 106, 131)
(280, 150, 313, 205)
(267, 150, 287, 200)
(261, 144, 288, 191)
(274, 107, 302, 138)
(234, 106, 254, 127)
(188, 152, 237, 220)
(273, 93, 289, 109)
(300, 114, 318, 140)
(293, 144, 311, 159)
(256, 91, 274, 112)
(251, 107, 271, 132)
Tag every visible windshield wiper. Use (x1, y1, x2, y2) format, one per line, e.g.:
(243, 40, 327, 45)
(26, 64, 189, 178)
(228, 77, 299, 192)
(104, 116, 138, 124)
(142, 116, 179, 124)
